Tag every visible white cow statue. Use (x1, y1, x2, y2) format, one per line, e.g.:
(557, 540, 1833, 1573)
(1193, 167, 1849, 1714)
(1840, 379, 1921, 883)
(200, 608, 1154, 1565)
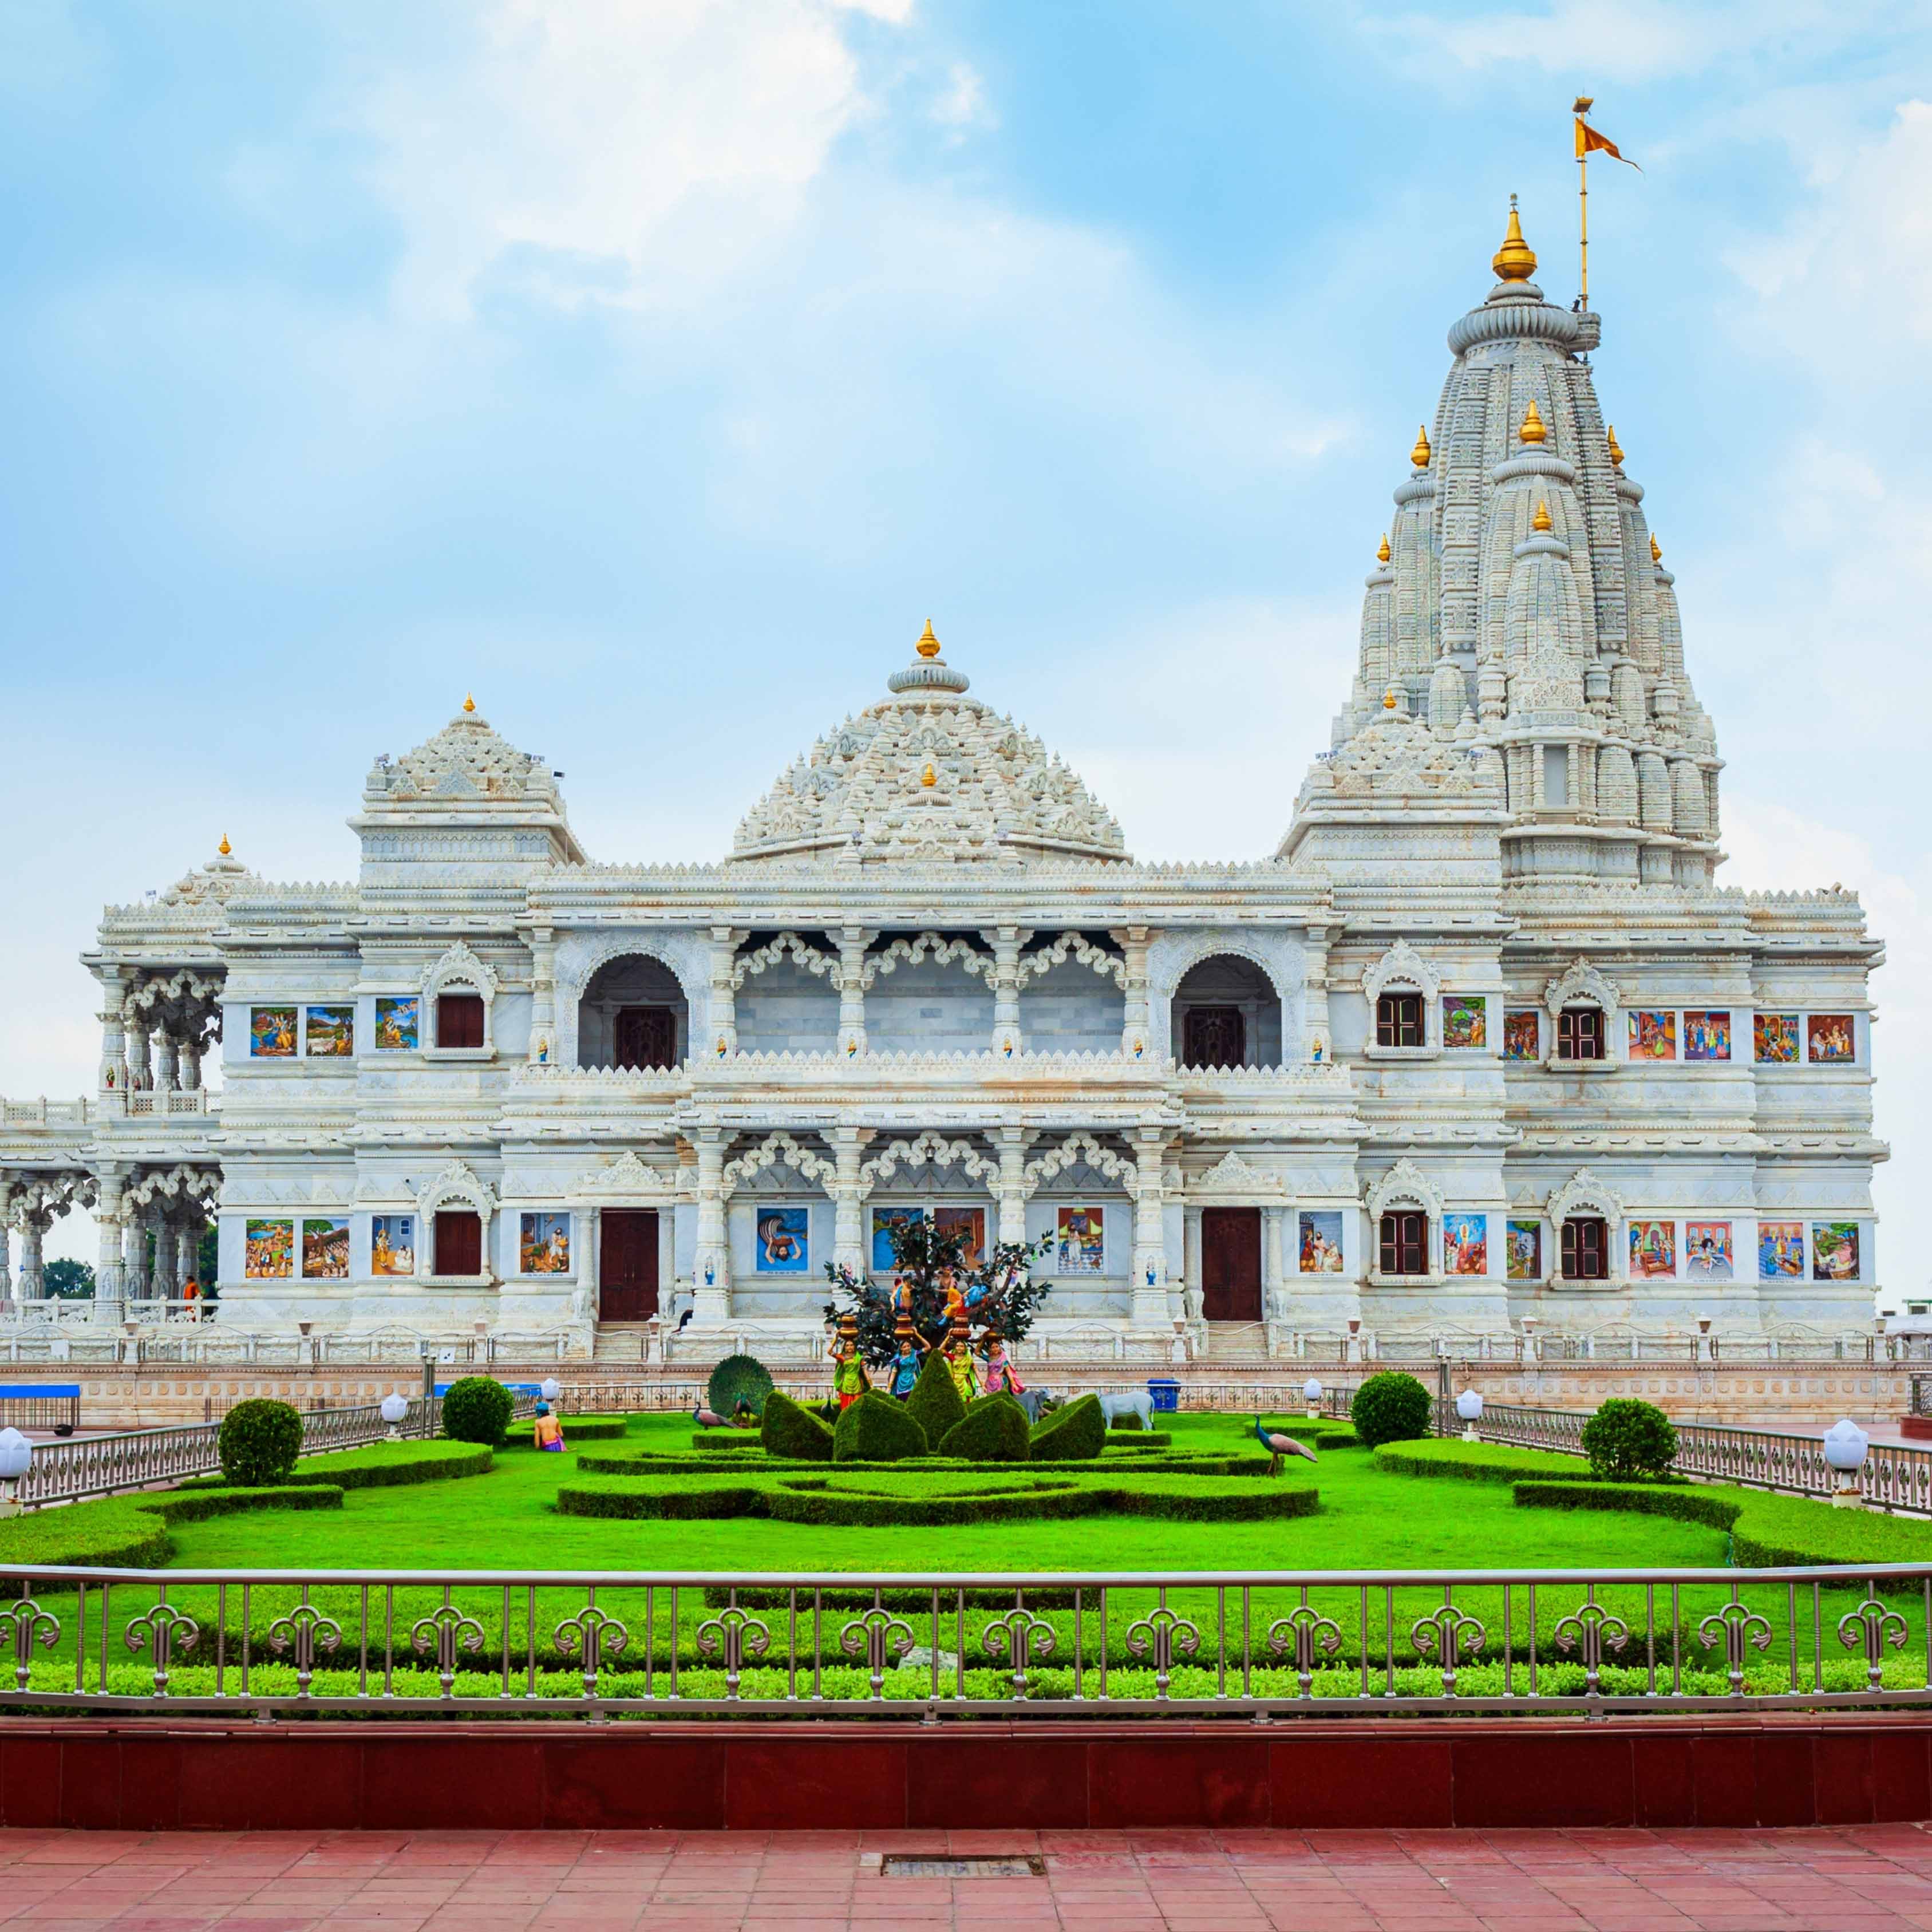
(1095, 1390, 1154, 1431)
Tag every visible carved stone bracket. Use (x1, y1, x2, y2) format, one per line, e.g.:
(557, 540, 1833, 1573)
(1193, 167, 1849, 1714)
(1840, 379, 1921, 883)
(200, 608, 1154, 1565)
(1022, 1131, 1135, 1195)
(1018, 931, 1127, 989)
(861, 933, 992, 989)
(720, 1131, 836, 1199)
(732, 933, 835, 989)
(859, 1131, 998, 1192)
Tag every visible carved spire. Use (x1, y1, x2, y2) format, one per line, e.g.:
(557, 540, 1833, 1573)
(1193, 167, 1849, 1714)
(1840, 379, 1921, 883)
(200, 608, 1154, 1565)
(1492, 195, 1537, 282)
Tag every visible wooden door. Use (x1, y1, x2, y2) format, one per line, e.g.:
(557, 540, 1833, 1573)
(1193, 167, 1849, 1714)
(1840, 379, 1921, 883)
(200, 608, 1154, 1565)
(1184, 1006, 1245, 1069)
(1200, 1207, 1262, 1321)
(433, 1210, 481, 1276)
(614, 1007, 677, 1070)
(600, 1210, 659, 1320)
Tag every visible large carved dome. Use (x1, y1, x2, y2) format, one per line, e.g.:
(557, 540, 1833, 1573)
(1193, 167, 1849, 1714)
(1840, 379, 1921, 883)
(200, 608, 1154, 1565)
(730, 625, 1130, 867)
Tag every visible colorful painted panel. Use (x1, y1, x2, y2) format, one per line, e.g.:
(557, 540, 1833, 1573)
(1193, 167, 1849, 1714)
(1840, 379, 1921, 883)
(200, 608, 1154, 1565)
(1685, 1222, 1733, 1281)
(1503, 1011, 1540, 1060)
(1627, 1011, 1676, 1061)
(1808, 1014, 1856, 1064)
(1443, 997, 1487, 1050)
(370, 1215, 414, 1277)
(305, 1006, 354, 1057)
(754, 1207, 809, 1274)
(244, 1219, 293, 1278)
(1056, 1206, 1105, 1275)
(1506, 1221, 1542, 1281)
(935, 1207, 986, 1267)
(1754, 1014, 1800, 1064)
(519, 1212, 571, 1275)
(301, 1218, 349, 1279)
(1628, 1220, 1676, 1278)
(1443, 1212, 1487, 1276)
(1811, 1222, 1860, 1282)
(1759, 1222, 1804, 1279)
(1298, 1211, 1344, 1274)
(373, 997, 420, 1052)
(870, 1207, 927, 1273)
(249, 1008, 296, 1058)
(1683, 1012, 1731, 1062)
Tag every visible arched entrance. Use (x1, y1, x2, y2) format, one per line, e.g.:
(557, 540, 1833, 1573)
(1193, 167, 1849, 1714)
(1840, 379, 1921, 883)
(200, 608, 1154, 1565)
(1172, 956, 1282, 1068)
(578, 956, 689, 1069)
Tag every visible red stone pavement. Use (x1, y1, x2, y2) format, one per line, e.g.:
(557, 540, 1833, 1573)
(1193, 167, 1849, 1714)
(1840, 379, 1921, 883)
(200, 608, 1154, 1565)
(0, 1825, 1930, 1930)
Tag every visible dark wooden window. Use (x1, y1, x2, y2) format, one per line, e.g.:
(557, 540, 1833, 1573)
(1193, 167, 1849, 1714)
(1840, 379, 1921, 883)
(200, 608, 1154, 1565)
(1556, 1005, 1604, 1061)
(436, 992, 485, 1049)
(1560, 1216, 1609, 1281)
(614, 1006, 677, 1070)
(1183, 1006, 1245, 1069)
(1378, 1211, 1428, 1277)
(434, 1210, 482, 1276)
(1376, 992, 1425, 1048)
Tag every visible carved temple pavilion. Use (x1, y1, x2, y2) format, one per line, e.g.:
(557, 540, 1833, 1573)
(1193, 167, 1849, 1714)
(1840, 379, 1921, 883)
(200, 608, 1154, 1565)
(0, 208, 1886, 1358)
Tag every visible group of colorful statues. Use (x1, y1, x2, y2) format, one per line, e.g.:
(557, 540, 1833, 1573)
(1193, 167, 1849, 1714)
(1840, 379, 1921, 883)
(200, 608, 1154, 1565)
(829, 1262, 1026, 1411)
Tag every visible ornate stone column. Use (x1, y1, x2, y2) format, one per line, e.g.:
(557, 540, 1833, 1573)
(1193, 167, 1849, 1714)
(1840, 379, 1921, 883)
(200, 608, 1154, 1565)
(93, 1168, 125, 1318)
(692, 1125, 730, 1321)
(1129, 1127, 1170, 1326)
(153, 1029, 179, 1095)
(995, 1123, 1029, 1249)
(985, 927, 1024, 1058)
(97, 971, 127, 1100)
(176, 1220, 200, 1289)
(180, 1037, 202, 1092)
(1303, 923, 1332, 1061)
(16, 1211, 46, 1303)
(706, 928, 741, 1059)
(151, 1207, 179, 1298)
(125, 1012, 152, 1092)
(1183, 1205, 1202, 1307)
(836, 927, 870, 1058)
(831, 1123, 870, 1276)
(123, 1212, 146, 1300)
(0, 1179, 14, 1305)
(1113, 926, 1152, 1061)
(527, 925, 557, 1065)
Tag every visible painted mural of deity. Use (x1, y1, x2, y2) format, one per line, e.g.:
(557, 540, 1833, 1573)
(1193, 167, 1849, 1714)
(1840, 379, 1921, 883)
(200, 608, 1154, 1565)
(1298, 1211, 1344, 1274)
(370, 1215, 414, 1276)
(1685, 1221, 1733, 1281)
(1682, 1012, 1730, 1061)
(1506, 1221, 1541, 1281)
(935, 1207, 986, 1267)
(519, 1212, 571, 1275)
(1503, 1011, 1540, 1060)
(373, 997, 420, 1052)
(1628, 1220, 1676, 1278)
(1811, 1222, 1860, 1281)
(1758, 1221, 1804, 1279)
(1443, 997, 1487, 1049)
(1627, 1011, 1676, 1061)
(250, 1007, 296, 1057)
(301, 1218, 350, 1278)
(1754, 1013, 1799, 1063)
(1442, 1212, 1487, 1275)
(755, 1208, 809, 1273)
(245, 1219, 293, 1278)
(1808, 1014, 1856, 1064)
(1056, 1206, 1105, 1274)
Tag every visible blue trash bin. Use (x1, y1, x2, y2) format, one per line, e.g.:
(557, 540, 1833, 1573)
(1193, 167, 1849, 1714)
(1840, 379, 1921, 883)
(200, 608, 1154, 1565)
(1146, 1377, 1180, 1415)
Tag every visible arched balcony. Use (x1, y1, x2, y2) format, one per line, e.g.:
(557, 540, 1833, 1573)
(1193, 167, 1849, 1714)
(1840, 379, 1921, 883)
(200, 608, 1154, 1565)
(1171, 955, 1283, 1068)
(576, 955, 690, 1070)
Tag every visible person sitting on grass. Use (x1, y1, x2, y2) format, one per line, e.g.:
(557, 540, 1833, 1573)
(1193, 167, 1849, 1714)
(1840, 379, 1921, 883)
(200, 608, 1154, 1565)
(532, 1402, 566, 1453)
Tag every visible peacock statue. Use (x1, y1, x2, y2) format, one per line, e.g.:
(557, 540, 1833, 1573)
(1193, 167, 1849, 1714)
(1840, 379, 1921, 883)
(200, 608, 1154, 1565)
(1253, 1415, 1318, 1477)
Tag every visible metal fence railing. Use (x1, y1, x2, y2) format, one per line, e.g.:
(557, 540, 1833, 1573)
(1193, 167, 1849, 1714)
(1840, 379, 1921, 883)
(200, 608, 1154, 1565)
(0, 1385, 80, 1434)
(0, 1562, 1925, 1716)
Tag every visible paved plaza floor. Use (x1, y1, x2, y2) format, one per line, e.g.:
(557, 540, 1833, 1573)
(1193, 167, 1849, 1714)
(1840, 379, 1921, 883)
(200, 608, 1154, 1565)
(0, 1824, 1929, 1930)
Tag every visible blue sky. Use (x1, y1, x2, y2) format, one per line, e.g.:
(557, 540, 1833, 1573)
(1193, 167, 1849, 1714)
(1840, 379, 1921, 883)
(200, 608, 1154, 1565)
(4, 0, 1929, 1283)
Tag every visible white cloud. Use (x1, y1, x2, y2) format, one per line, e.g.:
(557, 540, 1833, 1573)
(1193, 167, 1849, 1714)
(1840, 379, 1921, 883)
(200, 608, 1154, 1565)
(932, 59, 992, 131)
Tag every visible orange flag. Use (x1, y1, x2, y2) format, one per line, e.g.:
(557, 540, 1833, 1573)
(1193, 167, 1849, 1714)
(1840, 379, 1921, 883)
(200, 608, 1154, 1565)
(1575, 117, 1641, 168)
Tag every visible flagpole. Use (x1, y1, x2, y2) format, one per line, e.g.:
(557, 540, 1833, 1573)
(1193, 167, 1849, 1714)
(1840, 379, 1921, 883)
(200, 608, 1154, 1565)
(1574, 94, 1592, 307)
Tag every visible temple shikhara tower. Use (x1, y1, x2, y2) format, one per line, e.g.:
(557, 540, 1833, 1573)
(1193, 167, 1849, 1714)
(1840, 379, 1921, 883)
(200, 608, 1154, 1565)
(0, 208, 1885, 1361)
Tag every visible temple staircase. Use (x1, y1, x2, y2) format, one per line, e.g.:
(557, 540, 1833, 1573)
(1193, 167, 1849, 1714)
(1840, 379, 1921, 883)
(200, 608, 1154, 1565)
(1202, 1321, 1270, 1362)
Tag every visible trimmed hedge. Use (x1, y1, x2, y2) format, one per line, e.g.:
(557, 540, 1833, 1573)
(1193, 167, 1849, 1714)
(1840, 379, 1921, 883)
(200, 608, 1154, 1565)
(938, 1395, 1032, 1463)
(1103, 1432, 1174, 1452)
(184, 1441, 493, 1492)
(504, 1416, 630, 1446)
(1579, 1398, 1678, 1481)
(1029, 1393, 1105, 1461)
(690, 1432, 764, 1449)
(832, 1390, 927, 1463)
(1512, 1480, 1739, 1534)
(218, 1398, 303, 1486)
(441, 1376, 514, 1448)
(760, 1390, 835, 1463)
(1349, 1372, 1433, 1449)
(1726, 1492, 1932, 1568)
(904, 1348, 967, 1450)
(574, 1445, 1262, 1477)
(1373, 1440, 1596, 1484)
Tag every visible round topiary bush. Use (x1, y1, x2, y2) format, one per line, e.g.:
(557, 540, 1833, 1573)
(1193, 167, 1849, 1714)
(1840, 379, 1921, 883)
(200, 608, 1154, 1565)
(441, 1376, 514, 1448)
(1580, 1397, 1678, 1480)
(939, 1394, 1032, 1463)
(904, 1347, 966, 1449)
(1028, 1392, 1106, 1461)
(707, 1353, 775, 1422)
(217, 1398, 303, 1486)
(760, 1389, 835, 1461)
(1111, 1409, 1149, 1431)
(832, 1390, 928, 1463)
(1349, 1372, 1433, 1449)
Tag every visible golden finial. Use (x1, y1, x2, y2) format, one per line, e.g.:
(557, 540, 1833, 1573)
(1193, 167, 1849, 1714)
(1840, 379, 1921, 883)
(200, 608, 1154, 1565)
(1518, 399, 1547, 445)
(1650, 532, 1662, 564)
(1492, 193, 1537, 282)
(462, 693, 476, 713)
(1531, 499, 1552, 532)
(1606, 424, 1625, 469)
(920, 761, 937, 787)
(1376, 532, 1392, 564)
(1410, 424, 1431, 469)
(218, 833, 231, 857)
(915, 619, 941, 660)
(1382, 687, 1398, 711)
